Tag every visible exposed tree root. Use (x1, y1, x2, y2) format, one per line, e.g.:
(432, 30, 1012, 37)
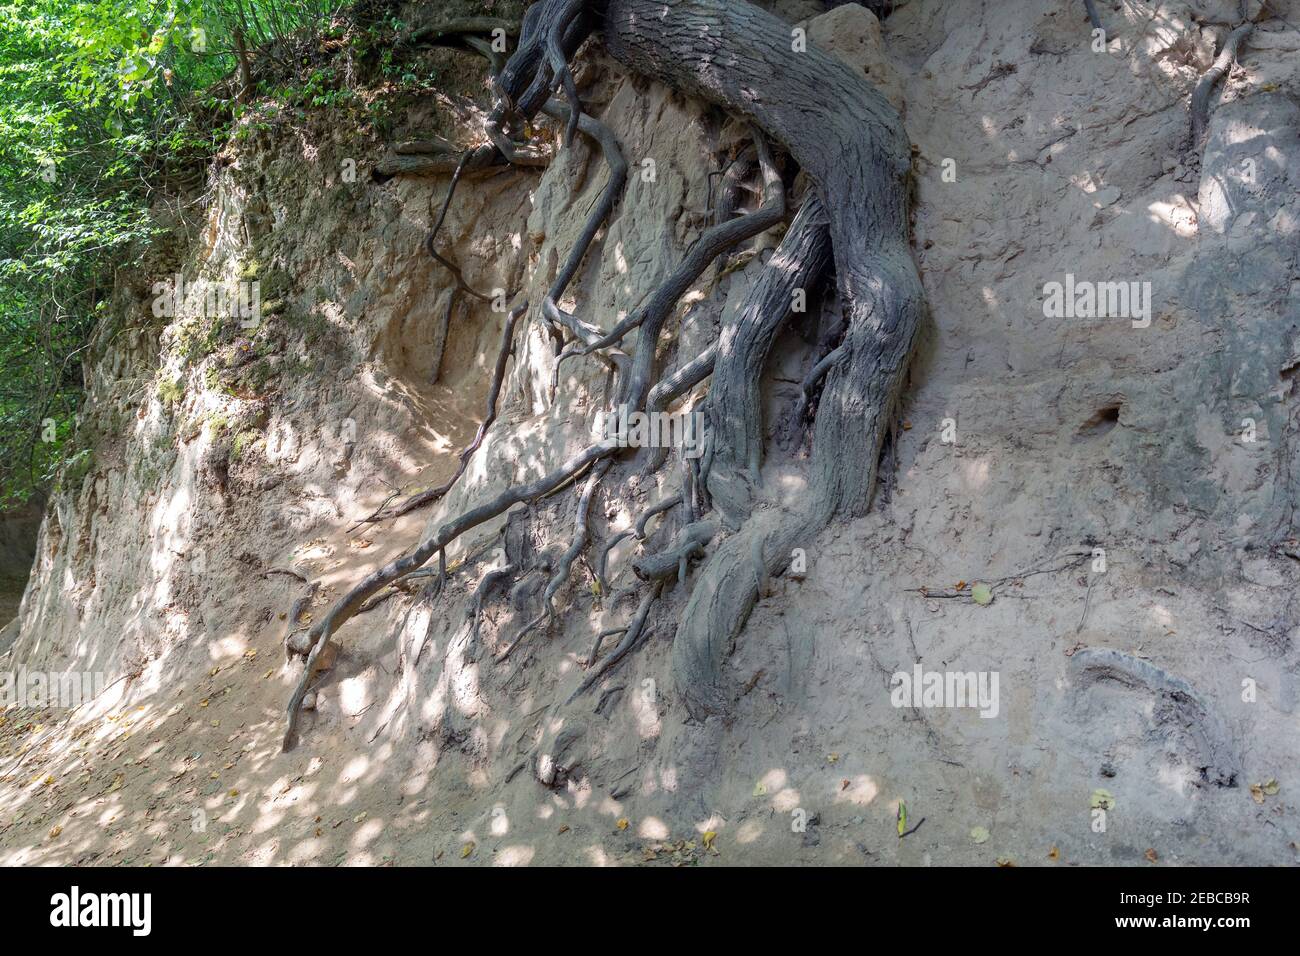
(540, 100, 628, 307)
(632, 519, 717, 582)
(1070, 647, 1240, 788)
(585, 626, 628, 667)
(406, 17, 519, 48)
(602, 0, 924, 719)
(282, 581, 319, 659)
(567, 131, 786, 407)
(283, 437, 621, 750)
(496, 459, 610, 662)
(284, 0, 926, 742)
(469, 561, 517, 639)
(1190, 18, 1255, 149)
(363, 303, 526, 525)
(1083, 0, 1102, 30)
(635, 493, 682, 539)
(567, 581, 662, 702)
(593, 528, 634, 593)
(796, 342, 846, 421)
(705, 194, 833, 525)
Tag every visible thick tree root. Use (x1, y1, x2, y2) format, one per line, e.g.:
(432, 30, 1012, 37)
(705, 194, 833, 525)
(632, 519, 717, 582)
(286, 0, 926, 743)
(603, 0, 925, 719)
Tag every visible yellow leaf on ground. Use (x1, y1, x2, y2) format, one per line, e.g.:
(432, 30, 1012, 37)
(616, 818, 629, 831)
(702, 831, 717, 850)
(461, 841, 475, 858)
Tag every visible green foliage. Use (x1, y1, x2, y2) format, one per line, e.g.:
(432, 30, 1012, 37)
(0, 0, 340, 506)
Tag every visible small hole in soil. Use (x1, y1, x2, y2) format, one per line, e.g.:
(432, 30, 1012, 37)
(1078, 404, 1121, 439)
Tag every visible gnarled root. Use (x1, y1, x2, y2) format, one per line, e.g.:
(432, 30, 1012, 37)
(704, 194, 833, 525)
(632, 519, 717, 582)
(568, 581, 663, 702)
(1190, 18, 1255, 149)
(283, 438, 621, 750)
(603, 0, 925, 720)
(496, 459, 610, 662)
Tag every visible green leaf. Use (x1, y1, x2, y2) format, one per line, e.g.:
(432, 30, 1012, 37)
(1089, 788, 1116, 810)
(972, 583, 993, 606)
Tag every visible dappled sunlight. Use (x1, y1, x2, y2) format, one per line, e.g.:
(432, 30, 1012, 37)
(833, 775, 879, 807)
(958, 457, 991, 490)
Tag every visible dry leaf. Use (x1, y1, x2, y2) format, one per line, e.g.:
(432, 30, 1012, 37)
(1047, 845, 1060, 861)
(461, 841, 475, 858)
(1145, 848, 1158, 863)
(702, 831, 717, 850)
(616, 818, 629, 831)
(970, 826, 990, 844)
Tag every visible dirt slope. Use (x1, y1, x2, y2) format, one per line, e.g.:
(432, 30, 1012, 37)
(2, 0, 1298, 866)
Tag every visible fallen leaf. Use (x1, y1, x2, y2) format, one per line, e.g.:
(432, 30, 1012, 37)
(1047, 845, 1060, 861)
(970, 826, 990, 845)
(616, 818, 629, 831)
(972, 583, 993, 606)
(48, 825, 62, 839)
(897, 800, 907, 837)
(460, 841, 475, 858)
(557, 825, 569, 835)
(1145, 848, 1158, 863)
(1089, 788, 1115, 811)
(753, 780, 767, 797)
(702, 831, 717, 850)
(996, 857, 1016, 868)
